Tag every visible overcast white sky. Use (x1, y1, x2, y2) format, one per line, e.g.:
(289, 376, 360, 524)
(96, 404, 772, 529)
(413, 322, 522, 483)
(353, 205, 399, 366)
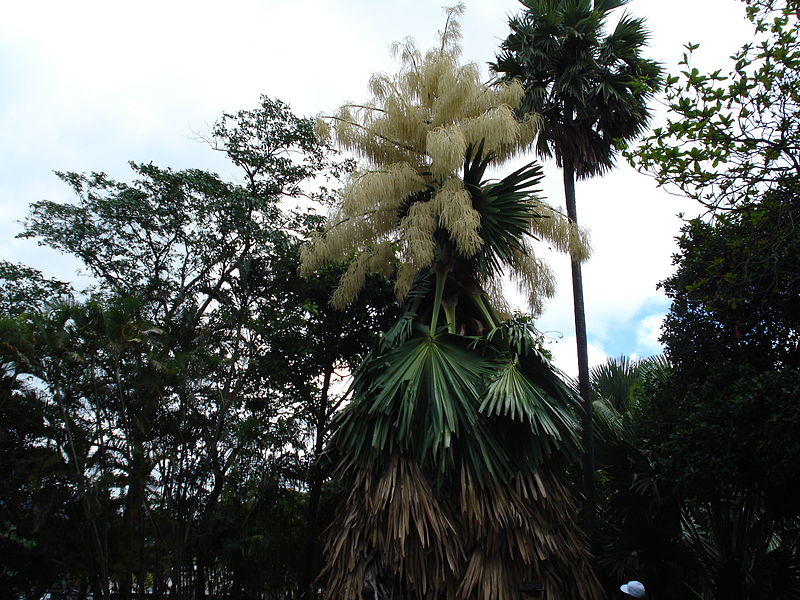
(0, 0, 754, 375)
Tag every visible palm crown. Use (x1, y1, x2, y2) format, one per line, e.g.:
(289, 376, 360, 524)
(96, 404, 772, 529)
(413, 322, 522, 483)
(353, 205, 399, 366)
(492, 0, 663, 178)
(301, 4, 589, 314)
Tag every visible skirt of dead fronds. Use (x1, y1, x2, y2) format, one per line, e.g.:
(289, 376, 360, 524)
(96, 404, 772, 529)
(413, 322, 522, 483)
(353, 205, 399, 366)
(321, 454, 602, 600)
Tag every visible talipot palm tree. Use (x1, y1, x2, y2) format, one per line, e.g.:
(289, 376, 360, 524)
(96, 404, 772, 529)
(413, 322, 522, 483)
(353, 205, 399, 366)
(301, 5, 601, 600)
(492, 0, 663, 528)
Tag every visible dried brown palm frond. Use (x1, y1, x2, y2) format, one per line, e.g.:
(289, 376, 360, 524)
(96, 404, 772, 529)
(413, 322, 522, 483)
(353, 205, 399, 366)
(323, 459, 602, 600)
(322, 454, 464, 600)
(457, 469, 601, 600)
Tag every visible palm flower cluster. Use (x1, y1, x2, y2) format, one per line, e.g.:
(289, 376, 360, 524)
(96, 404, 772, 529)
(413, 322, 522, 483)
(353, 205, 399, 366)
(302, 5, 600, 600)
(301, 4, 589, 313)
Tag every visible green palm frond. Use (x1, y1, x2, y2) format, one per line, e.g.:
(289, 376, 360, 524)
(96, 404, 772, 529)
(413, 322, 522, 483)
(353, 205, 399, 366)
(492, 0, 663, 178)
(593, 0, 629, 14)
(462, 142, 549, 280)
(590, 355, 642, 413)
(325, 305, 599, 598)
(381, 275, 431, 347)
(370, 335, 485, 457)
(481, 359, 579, 444)
(592, 396, 627, 444)
(335, 303, 585, 481)
(335, 332, 492, 475)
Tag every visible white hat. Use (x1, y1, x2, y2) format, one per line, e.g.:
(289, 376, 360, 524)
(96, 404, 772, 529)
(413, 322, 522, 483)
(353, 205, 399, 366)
(620, 581, 645, 598)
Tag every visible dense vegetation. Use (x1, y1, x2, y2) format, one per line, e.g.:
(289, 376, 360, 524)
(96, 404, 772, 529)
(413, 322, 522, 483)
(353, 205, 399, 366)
(2, 1, 799, 600)
(0, 98, 399, 600)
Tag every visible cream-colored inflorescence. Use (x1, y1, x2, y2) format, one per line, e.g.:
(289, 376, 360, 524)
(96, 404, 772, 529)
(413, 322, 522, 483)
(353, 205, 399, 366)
(300, 4, 589, 310)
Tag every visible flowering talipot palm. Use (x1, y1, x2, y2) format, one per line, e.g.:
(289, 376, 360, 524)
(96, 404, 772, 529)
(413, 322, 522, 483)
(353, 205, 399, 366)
(301, 6, 600, 599)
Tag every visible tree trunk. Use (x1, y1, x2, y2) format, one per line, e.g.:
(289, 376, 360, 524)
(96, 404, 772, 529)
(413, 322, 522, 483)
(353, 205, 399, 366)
(299, 364, 334, 600)
(562, 163, 595, 534)
(194, 555, 207, 600)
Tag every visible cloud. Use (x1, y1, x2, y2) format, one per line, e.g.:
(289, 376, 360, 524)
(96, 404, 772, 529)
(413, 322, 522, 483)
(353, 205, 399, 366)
(636, 313, 666, 357)
(525, 158, 694, 362)
(546, 335, 609, 380)
(0, 0, 754, 355)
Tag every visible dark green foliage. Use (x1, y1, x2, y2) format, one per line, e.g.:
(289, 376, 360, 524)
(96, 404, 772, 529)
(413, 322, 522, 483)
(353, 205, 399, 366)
(661, 186, 800, 374)
(591, 347, 800, 600)
(0, 262, 71, 316)
(588, 357, 695, 600)
(0, 353, 80, 600)
(335, 303, 581, 486)
(643, 370, 800, 515)
(0, 96, 396, 600)
(646, 188, 800, 513)
(653, 186, 800, 514)
(617, 188, 800, 598)
(635, 372, 800, 600)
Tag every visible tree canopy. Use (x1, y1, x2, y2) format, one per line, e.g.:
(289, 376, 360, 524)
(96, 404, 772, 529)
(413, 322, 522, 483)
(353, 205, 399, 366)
(628, 0, 800, 209)
(492, 0, 663, 178)
(0, 96, 397, 600)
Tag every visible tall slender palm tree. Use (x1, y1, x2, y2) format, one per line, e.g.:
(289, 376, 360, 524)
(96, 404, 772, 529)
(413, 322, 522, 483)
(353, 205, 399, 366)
(492, 0, 663, 528)
(301, 5, 601, 599)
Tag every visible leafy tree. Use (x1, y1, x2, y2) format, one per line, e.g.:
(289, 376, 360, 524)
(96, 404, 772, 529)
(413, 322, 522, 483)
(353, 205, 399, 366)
(628, 0, 800, 209)
(3, 96, 396, 600)
(303, 7, 599, 600)
(0, 261, 71, 316)
(17, 154, 305, 599)
(492, 0, 663, 521)
(620, 2, 800, 591)
(635, 373, 800, 600)
(655, 186, 800, 513)
(628, 187, 800, 599)
(0, 315, 81, 600)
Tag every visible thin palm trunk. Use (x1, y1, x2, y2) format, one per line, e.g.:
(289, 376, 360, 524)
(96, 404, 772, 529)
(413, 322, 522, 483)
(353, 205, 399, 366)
(563, 163, 595, 533)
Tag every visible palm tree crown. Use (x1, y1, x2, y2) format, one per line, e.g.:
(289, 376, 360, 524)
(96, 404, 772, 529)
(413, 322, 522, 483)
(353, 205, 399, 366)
(492, 0, 663, 178)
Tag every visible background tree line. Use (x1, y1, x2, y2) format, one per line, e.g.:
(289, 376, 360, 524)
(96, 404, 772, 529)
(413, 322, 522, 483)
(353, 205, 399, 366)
(596, 1, 800, 597)
(0, 97, 397, 600)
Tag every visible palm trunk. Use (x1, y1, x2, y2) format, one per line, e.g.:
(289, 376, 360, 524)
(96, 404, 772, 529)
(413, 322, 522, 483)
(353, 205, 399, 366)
(562, 163, 595, 534)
